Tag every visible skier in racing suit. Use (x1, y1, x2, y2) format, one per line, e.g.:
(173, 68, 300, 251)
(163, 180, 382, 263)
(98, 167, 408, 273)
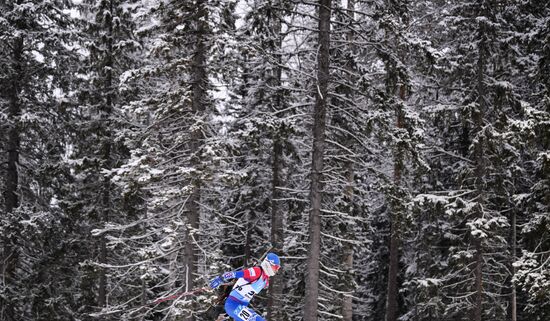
(209, 253, 281, 321)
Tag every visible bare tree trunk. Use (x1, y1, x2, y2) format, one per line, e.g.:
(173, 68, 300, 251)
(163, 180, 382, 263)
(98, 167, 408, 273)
(4, 37, 22, 217)
(244, 210, 254, 265)
(304, 1, 331, 321)
(472, 22, 487, 321)
(473, 237, 483, 321)
(267, 3, 285, 320)
(267, 136, 284, 320)
(97, 0, 115, 307)
(341, 2, 356, 320)
(386, 227, 399, 321)
(185, 184, 200, 290)
(508, 209, 517, 321)
(1, 35, 23, 321)
(184, 2, 208, 320)
(385, 80, 407, 321)
(342, 162, 354, 321)
(98, 177, 110, 308)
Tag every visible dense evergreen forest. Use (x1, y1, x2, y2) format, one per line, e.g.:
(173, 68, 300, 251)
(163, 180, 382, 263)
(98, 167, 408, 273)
(1, 0, 549, 321)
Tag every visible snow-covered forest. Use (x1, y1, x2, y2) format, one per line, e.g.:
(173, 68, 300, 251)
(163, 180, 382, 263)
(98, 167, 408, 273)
(1, 0, 549, 320)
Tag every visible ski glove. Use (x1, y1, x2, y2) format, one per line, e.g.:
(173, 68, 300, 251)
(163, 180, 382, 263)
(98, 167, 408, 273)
(209, 276, 223, 289)
(222, 271, 236, 281)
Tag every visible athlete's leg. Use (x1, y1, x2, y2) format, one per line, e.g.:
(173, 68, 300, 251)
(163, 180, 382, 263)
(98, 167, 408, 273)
(224, 299, 265, 321)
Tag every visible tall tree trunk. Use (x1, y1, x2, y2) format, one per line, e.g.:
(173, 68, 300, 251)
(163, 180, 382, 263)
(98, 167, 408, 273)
(341, 2, 356, 320)
(472, 22, 487, 321)
(4, 37, 22, 217)
(342, 162, 354, 321)
(1, 34, 23, 321)
(386, 224, 399, 321)
(267, 136, 284, 320)
(508, 209, 517, 321)
(98, 166, 111, 308)
(244, 210, 254, 265)
(385, 85, 406, 321)
(97, 0, 114, 307)
(185, 3, 208, 319)
(268, 3, 285, 320)
(98, 139, 111, 309)
(304, 1, 331, 321)
(473, 238, 483, 321)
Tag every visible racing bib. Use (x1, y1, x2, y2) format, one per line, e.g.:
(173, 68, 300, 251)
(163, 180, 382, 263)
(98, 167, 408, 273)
(230, 271, 267, 303)
(237, 307, 255, 321)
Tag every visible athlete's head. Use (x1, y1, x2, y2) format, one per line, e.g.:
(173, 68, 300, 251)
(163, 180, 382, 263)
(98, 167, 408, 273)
(261, 252, 281, 277)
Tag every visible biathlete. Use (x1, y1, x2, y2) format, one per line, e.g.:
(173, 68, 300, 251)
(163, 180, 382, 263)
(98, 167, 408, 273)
(209, 253, 281, 321)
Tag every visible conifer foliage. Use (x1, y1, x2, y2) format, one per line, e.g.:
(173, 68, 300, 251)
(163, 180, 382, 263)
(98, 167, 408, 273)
(0, 0, 79, 320)
(0, 1, 549, 321)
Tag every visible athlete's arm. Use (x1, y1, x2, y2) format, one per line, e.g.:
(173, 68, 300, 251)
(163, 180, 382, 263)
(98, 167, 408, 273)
(222, 267, 262, 282)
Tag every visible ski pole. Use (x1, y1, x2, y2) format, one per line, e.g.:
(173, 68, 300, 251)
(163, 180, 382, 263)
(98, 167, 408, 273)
(151, 286, 210, 305)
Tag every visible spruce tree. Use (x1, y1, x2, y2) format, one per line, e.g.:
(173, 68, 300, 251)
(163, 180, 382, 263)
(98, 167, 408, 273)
(68, 0, 142, 317)
(412, 1, 530, 320)
(0, 0, 79, 319)
(511, 1, 550, 320)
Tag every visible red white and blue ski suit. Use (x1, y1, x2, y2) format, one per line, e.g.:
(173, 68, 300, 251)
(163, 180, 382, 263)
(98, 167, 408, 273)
(224, 267, 269, 321)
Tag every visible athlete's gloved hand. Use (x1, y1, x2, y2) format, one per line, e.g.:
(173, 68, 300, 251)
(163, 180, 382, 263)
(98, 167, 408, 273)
(209, 276, 223, 289)
(222, 271, 236, 281)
